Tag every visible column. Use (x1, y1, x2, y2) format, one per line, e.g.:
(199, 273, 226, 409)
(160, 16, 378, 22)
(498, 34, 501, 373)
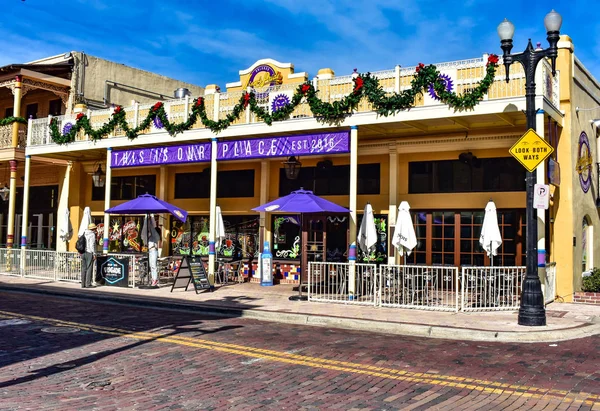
(11, 75, 22, 148)
(19, 155, 31, 275)
(6, 160, 18, 249)
(208, 138, 218, 287)
(348, 125, 358, 299)
(259, 160, 270, 280)
(102, 148, 113, 254)
(536, 110, 547, 298)
(56, 161, 72, 252)
(388, 144, 398, 264)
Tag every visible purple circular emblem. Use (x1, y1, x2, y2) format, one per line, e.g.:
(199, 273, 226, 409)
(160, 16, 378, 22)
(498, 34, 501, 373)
(62, 122, 73, 135)
(428, 74, 454, 100)
(577, 131, 592, 193)
(247, 64, 280, 99)
(153, 114, 167, 129)
(271, 93, 290, 112)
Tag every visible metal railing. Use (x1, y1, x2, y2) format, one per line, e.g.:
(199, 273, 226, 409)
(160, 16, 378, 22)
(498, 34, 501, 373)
(379, 265, 459, 312)
(461, 266, 525, 312)
(22, 249, 56, 280)
(0, 248, 21, 276)
(308, 262, 378, 306)
(27, 55, 561, 147)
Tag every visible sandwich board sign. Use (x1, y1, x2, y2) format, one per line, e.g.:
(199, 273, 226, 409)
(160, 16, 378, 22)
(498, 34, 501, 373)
(509, 129, 554, 172)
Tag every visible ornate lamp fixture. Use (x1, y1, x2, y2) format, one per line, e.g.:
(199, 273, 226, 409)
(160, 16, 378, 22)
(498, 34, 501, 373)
(0, 185, 9, 202)
(92, 163, 106, 188)
(283, 156, 301, 180)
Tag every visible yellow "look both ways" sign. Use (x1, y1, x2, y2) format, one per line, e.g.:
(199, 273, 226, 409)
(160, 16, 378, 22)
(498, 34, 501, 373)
(509, 129, 554, 172)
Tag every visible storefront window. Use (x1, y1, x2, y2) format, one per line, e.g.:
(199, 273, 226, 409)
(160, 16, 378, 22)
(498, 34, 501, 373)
(92, 175, 156, 201)
(403, 209, 525, 267)
(356, 214, 388, 263)
(92, 215, 145, 253)
(409, 158, 526, 193)
(170, 215, 259, 259)
(273, 215, 301, 260)
(174, 170, 255, 199)
(279, 163, 380, 196)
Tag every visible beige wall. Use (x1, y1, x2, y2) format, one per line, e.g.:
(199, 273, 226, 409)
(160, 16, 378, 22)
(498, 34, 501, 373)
(72, 52, 204, 109)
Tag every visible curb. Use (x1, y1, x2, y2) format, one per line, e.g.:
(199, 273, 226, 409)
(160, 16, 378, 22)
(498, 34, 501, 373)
(1, 284, 598, 343)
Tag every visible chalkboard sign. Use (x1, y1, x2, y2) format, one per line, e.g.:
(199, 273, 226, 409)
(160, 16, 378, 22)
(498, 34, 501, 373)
(170, 256, 211, 293)
(170, 257, 191, 292)
(188, 257, 212, 292)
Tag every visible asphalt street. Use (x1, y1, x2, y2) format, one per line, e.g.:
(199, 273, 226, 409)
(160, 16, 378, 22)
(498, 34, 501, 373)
(0, 290, 598, 410)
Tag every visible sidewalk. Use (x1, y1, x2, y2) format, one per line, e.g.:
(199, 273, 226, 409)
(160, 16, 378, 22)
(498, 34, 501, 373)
(1, 275, 598, 343)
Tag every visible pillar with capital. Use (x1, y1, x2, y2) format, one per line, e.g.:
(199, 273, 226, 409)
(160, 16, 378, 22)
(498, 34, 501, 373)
(6, 159, 18, 250)
(11, 75, 22, 148)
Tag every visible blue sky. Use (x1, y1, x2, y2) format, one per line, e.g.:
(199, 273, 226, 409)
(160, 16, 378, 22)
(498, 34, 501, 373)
(1, 1, 598, 88)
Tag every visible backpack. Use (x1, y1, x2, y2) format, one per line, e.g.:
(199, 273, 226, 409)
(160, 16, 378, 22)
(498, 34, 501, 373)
(75, 235, 86, 254)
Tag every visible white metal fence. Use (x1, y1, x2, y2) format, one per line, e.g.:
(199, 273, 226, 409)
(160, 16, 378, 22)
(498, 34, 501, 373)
(307, 263, 527, 312)
(461, 266, 525, 312)
(308, 262, 378, 306)
(379, 265, 459, 312)
(0, 249, 147, 286)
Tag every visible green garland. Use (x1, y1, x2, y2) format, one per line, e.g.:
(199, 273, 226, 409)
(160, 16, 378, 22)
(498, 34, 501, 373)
(0, 117, 27, 127)
(49, 56, 499, 144)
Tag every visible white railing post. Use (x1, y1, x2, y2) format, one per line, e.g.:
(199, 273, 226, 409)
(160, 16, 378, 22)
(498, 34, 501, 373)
(184, 95, 190, 122)
(213, 92, 220, 122)
(394, 65, 401, 93)
(46, 115, 52, 145)
(133, 102, 139, 128)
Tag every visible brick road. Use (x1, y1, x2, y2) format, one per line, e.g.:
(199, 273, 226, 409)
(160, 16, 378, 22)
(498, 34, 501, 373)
(0, 291, 598, 410)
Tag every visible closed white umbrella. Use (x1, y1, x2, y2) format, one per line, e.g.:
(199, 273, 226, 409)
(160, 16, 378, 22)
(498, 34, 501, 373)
(479, 200, 502, 265)
(59, 208, 73, 242)
(215, 205, 226, 249)
(392, 201, 417, 257)
(357, 203, 378, 255)
(78, 206, 92, 237)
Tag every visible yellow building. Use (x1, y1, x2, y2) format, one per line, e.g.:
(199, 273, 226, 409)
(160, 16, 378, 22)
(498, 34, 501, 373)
(18, 35, 600, 303)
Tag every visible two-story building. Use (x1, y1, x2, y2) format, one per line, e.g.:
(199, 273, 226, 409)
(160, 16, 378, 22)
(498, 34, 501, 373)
(19, 34, 600, 302)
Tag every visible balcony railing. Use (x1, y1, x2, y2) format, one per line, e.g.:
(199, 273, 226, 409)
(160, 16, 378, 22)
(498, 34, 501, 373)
(0, 124, 27, 149)
(28, 55, 560, 147)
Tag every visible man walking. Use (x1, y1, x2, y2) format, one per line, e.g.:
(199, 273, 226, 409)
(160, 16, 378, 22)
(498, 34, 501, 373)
(81, 223, 97, 288)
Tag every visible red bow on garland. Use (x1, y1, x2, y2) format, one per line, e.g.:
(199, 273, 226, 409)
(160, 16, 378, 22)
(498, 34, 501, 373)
(353, 77, 364, 93)
(487, 54, 499, 66)
(195, 97, 203, 107)
(243, 93, 251, 108)
(76, 113, 85, 121)
(415, 63, 425, 73)
(301, 84, 311, 95)
(152, 102, 163, 111)
(113, 106, 122, 114)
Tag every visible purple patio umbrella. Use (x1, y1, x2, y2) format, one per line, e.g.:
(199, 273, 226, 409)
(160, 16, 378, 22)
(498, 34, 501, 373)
(106, 194, 188, 223)
(252, 189, 350, 213)
(253, 189, 349, 301)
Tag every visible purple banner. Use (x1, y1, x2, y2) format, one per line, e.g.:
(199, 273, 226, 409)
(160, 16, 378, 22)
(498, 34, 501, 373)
(111, 131, 349, 168)
(218, 131, 349, 161)
(112, 143, 211, 168)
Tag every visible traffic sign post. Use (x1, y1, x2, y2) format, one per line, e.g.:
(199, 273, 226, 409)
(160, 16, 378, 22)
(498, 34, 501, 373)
(509, 129, 554, 172)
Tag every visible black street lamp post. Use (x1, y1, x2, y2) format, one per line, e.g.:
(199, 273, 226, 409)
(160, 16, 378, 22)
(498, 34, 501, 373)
(497, 10, 562, 326)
